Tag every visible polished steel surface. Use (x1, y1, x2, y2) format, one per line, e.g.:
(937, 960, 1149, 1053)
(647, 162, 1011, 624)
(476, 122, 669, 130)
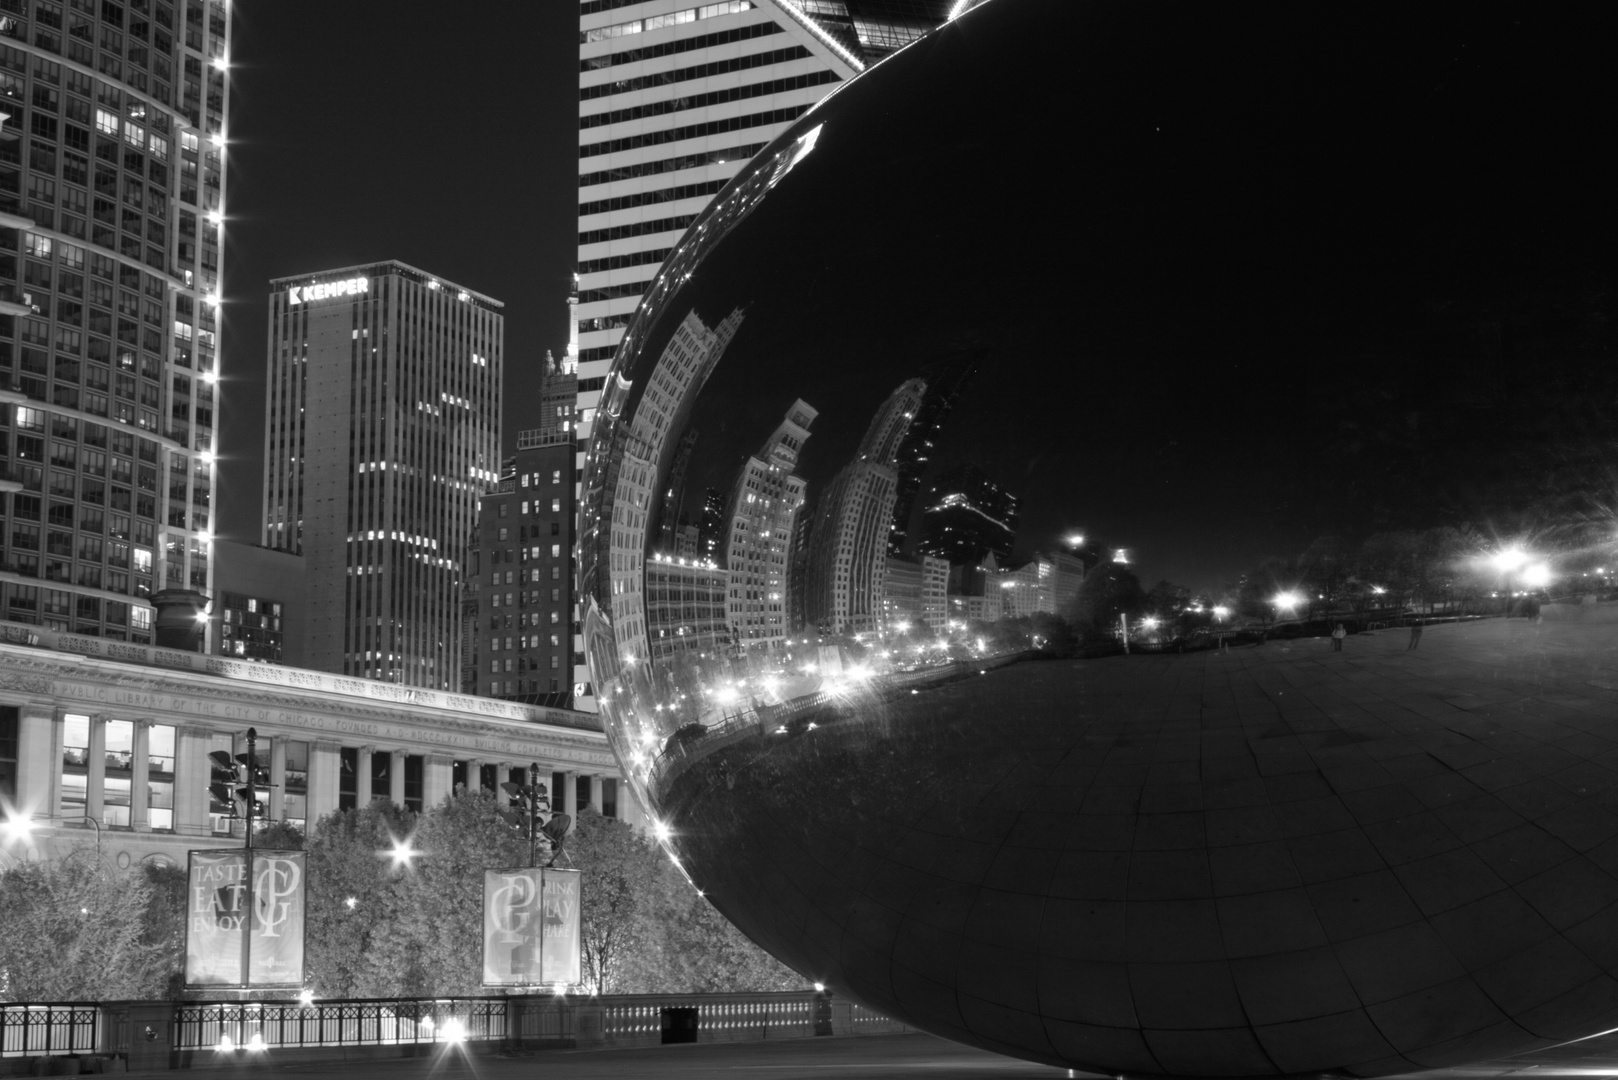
(578, 2, 1618, 1075)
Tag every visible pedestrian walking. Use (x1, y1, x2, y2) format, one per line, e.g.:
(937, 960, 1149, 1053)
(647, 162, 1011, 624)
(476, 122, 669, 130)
(1408, 618, 1423, 650)
(1331, 623, 1346, 651)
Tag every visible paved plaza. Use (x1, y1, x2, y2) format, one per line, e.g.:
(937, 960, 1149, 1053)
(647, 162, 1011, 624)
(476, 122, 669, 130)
(112, 1027, 1618, 1080)
(146, 1034, 1068, 1080)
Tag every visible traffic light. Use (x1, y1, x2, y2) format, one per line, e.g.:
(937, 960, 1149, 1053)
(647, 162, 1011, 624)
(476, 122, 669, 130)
(207, 728, 273, 824)
(208, 750, 241, 816)
(501, 764, 566, 866)
(236, 748, 270, 821)
(499, 775, 549, 837)
(539, 813, 572, 866)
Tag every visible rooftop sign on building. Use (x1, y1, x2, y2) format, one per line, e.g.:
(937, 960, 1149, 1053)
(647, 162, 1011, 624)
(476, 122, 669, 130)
(288, 277, 369, 305)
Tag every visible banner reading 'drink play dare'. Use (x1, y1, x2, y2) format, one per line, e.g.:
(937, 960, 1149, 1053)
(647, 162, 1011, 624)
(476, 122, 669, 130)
(482, 867, 581, 987)
(184, 849, 306, 989)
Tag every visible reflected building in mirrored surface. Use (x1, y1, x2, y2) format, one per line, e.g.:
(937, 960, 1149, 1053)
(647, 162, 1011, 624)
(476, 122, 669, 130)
(605, 308, 743, 668)
(573, 0, 962, 709)
(723, 399, 815, 659)
(801, 378, 924, 636)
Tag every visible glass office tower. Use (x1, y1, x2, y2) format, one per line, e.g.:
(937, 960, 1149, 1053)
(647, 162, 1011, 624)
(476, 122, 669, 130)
(0, 0, 229, 642)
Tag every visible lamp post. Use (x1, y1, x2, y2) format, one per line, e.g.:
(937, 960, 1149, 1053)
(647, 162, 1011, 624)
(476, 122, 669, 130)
(241, 726, 259, 986)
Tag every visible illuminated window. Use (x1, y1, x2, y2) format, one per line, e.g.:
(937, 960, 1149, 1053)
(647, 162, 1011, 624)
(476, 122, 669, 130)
(283, 740, 309, 828)
(103, 719, 134, 826)
(147, 724, 175, 830)
(60, 714, 90, 817)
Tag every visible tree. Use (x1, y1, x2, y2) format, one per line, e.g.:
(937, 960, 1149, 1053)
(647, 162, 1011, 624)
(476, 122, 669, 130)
(1354, 530, 1421, 608)
(1141, 580, 1192, 619)
(568, 810, 661, 994)
(1064, 562, 1145, 640)
(0, 847, 165, 1001)
(1298, 536, 1351, 610)
(141, 862, 188, 1000)
(382, 790, 529, 996)
(1027, 611, 1076, 656)
(657, 882, 807, 993)
(301, 801, 418, 998)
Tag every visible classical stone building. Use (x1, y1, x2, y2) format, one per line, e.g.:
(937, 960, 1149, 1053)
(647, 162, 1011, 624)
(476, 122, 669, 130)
(0, 622, 632, 870)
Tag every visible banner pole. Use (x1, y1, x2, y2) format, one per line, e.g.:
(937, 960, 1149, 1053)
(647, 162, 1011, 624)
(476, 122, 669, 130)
(242, 726, 257, 990)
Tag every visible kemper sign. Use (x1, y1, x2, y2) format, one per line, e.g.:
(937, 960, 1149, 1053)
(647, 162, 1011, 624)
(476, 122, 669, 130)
(288, 277, 368, 305)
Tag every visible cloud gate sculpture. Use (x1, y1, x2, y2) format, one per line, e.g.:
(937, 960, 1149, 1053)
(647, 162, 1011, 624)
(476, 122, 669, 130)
(578, 1, 1618, 1074)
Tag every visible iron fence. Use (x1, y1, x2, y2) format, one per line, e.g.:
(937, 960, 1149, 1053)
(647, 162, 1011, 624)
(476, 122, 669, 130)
(0, 1004, 99, 1057)
(173, 998, 507, 1051)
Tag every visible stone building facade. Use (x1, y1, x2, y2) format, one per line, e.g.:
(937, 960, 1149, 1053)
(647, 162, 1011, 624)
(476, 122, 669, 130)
(0, 622, 632, 869)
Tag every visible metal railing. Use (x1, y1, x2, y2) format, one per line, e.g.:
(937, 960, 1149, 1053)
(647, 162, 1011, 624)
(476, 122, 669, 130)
(172, 998, 507, 1051)
(596, 994, 814, 1043)
(0, 1004, 99, 1057)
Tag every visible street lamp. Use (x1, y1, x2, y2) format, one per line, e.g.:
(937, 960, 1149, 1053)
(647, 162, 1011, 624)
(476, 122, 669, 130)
(1490, 546, 1532, 616)
(388, 838, 417, 870)
(0, 812, 34, 845)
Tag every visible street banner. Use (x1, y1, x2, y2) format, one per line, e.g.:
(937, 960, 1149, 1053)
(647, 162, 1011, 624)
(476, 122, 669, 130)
(482, 867, 582, 987)
(183, 849, 306, 989)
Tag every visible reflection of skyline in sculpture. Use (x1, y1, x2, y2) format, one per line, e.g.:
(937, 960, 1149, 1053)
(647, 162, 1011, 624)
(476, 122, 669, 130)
(654, 428, 699, 552)
(880, 552, 949, 635)
(802, 379, 927, 636)
(697, 487, 727, 563)
(917, 463, 1020, 569)
(645, 552, 729, 663)
(886, 350, 980, 559)
(606, 309, 745, 667)
(723, 400, 817, 657)
(608, 121, 824, 401)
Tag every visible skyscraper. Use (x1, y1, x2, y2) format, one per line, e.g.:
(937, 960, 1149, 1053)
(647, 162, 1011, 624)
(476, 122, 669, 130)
(0, 0, 230, 643)
(466, 429, 574, 705)
(573, 0, 961, 703)
(261, 262, 502, 688)
(886, 348, 979, 558)
(917, 463, 1019, 568)
(724, 398, 814, 657)
(802, 378, 923, 635)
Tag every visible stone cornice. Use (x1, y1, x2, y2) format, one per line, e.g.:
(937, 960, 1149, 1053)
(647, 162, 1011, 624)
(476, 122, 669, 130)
(0, 645, 617, 769)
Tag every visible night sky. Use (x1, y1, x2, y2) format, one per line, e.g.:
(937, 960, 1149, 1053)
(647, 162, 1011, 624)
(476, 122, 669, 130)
(213, 1, 578, 544)
(218, 3, 1618, 597)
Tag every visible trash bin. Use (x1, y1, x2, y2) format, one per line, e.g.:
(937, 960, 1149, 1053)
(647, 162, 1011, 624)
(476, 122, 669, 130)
(660, 1007, 699, 1045)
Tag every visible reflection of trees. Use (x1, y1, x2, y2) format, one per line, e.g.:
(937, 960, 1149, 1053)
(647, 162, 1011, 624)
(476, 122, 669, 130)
(1224, 524, 1522, 619)
(1063, 562, 1146, 640)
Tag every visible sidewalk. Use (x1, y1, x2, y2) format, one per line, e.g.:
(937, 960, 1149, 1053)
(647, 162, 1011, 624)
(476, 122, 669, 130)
(117, 1034, 1068, 1080)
